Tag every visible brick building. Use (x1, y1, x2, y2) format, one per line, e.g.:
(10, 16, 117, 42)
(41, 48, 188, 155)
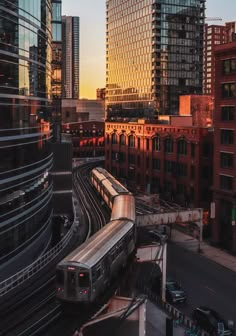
(203, 24, 226, 95)
(105, 119, 213, 210)
(203, 22, 236, 96)
(179, 95, 213, 127)
(212, 42, 236, 252)
(62, 121, 105, 158)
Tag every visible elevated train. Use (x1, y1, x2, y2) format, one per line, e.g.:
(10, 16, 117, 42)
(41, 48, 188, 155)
(56, 167, 136, 304)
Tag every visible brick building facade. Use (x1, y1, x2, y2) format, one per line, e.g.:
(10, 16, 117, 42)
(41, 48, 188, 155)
(212, 42, 236, 252)
(105, 119, 213, 210)
(179, 95, 213, 127)
(62, 121, 105, 158)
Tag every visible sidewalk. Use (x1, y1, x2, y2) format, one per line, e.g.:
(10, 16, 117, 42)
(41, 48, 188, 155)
(171, 229, 236, 272)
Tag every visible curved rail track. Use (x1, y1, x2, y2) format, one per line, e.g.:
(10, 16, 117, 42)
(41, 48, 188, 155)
(0, 161, 110, 336)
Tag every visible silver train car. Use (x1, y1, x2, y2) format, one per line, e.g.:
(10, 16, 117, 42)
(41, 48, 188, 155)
(91, 167, 131, 209)
(56, 219, 135, 303)
(110, 194, 136, 223)
(56, 167, 136, 304)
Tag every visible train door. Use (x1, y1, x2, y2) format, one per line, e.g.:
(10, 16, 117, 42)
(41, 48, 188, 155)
(67, 271, 77, 297)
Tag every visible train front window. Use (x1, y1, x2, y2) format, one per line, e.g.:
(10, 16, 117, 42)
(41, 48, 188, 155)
(56, 270, 64, 285)
(78, 272, 90, 287)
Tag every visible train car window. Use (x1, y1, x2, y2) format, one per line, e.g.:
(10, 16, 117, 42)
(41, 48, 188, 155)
(68, 272, 76, 285)
(78, 272, 90, 287)
(56, 270, 64, 285)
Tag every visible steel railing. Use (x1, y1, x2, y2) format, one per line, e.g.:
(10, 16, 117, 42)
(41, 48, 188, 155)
(0, 195, 80, 297)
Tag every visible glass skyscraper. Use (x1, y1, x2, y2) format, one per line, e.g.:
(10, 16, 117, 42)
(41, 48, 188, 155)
(0, 0, 53, 270)
(52, 0, 62, 141)
(62, 16, 80, 99)
(106, 0, 205, 118)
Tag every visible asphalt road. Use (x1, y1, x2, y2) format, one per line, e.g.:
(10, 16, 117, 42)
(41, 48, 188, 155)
(167, 242, 236, 327)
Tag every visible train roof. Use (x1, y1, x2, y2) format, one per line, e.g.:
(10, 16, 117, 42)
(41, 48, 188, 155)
(106, 175, 129, 194)
(110, 195, 136, 223)
(101, 179, 119, 197)
(92, 167, 113, 180)
(91, 168, 107, 182)
(92, 167, 129, 194)
(58, 219, 134, 269)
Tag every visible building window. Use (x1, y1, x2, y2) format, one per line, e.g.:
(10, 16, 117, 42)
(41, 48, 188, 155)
(119, 152, 126, 163)
(137, 155, 140, 167)
(111, 133, 117, 144)
(220, 152, 234, 169)
(223, 58, 236, 75)
(221, 106, 235, 121)
(191, 165, 195, 179)
(120, 168, 126, 178)
(220, 175, 233, 190)
(164, 138, 173, 153)
(112, 151, 118, 161)
(137, 137, 140, 149)
(221, 129, 234, 145)
(152, 158, 161, 171)
(164, 180, 172, 192)
(177, 183, 186, 195)
(152, 177, 160, 193)
(164, 160, 172, 173)
(190, 187, 194, 201)
(177, 163, 187, 177)
(202, 143, 211, 157)
(201, 166, 209, 179)
(153, 136, 161, 151)
(106, 134, 110, 144)
(146, 157, 149, 169)
(120, 133, 126, 145)
(128, 135, 135, 148)
(128, 154, 135, 164)
(146, 139, 149, 151)
(222, 83, 236, 98)
(191, 143, 195, 158)
(177, 139, 187, 155)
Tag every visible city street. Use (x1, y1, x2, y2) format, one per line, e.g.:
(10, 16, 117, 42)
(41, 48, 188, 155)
(167, 242, 236, 325)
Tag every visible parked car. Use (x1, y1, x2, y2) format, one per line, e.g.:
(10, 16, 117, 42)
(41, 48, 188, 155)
(149, 228, 168, 242)
(192, 306, 234, 335)
(166, 279, 187, 303)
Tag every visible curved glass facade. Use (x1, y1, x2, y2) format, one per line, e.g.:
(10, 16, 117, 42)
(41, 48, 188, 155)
(0, 0, 53, 264)
(106, 0, 205, 118)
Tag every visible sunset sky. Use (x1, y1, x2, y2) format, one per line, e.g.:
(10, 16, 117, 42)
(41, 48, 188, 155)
(62, 0, 236, 99)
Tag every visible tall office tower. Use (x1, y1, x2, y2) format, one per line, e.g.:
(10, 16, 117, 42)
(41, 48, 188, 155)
(106, 0, 205, 118)
(62, 16, 80, 99)
(203, 24, 226, 95)
(52, 0, 62, 141)
(0, 1, 53, 272)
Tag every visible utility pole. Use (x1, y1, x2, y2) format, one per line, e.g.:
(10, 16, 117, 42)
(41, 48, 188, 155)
(153, 232, 167, 302)
(198, 208, 203, 253)
(161, 239, 167, 303)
